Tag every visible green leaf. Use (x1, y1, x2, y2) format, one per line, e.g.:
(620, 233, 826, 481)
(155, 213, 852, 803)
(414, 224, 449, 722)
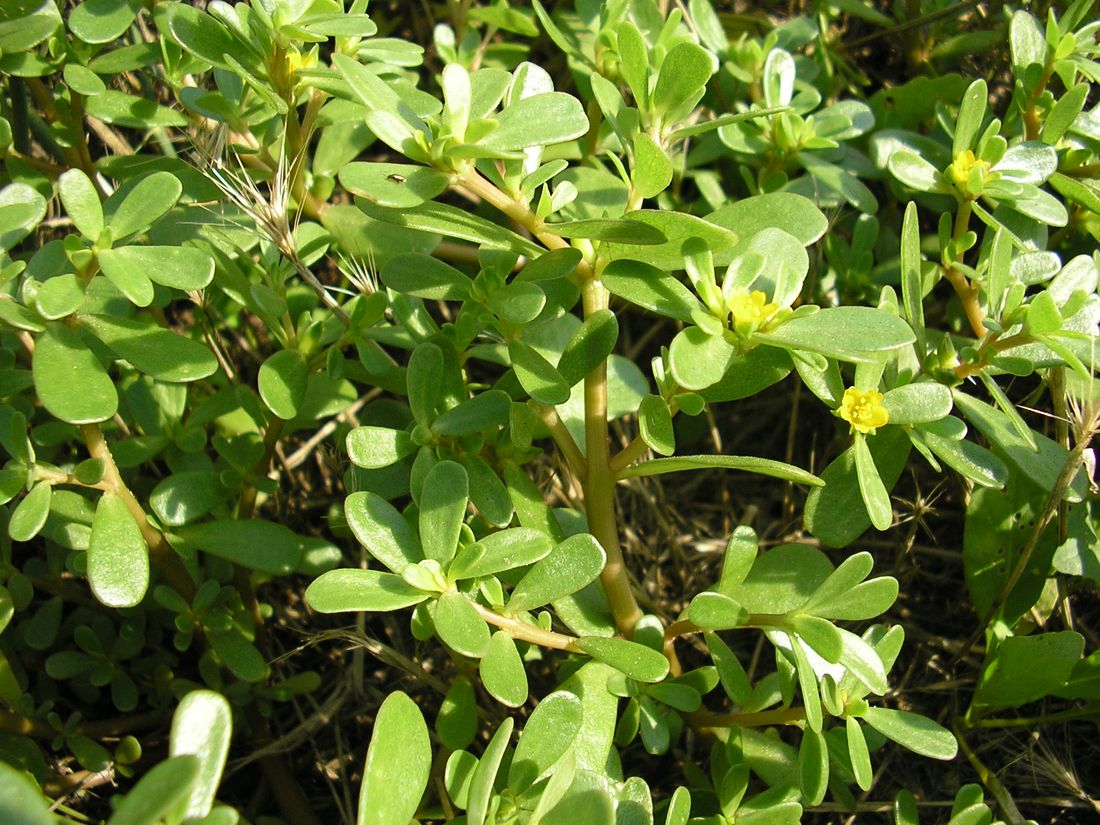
(653, 42, 714, 119)
(105, 173, 180, 240)
(881, 382, 952, 425)
(798, 729, 829, 805)
(669, 326, 738, 391)
(345, 491, 423, 573)
(380, 253, 471, 300)
(707, 193, 828, 248)
(449, 527, 553, 580)
(420, 461, 468, 565)
(762, 48, 795, 108)
(846, 717, 872, 791)
(953, 79, 987, 156)
(480, 92, 589, 151)
(148, 471, 222, 528)
(102, 246, 215, 293)
(899, 202, 926, 351)
(407, 342, 443, 425)
(545, 218, 665, 244)
(633, 133, 673, 199)
(169, 690, 232, 824)
(706, 632, 751, 704)
(601, 258, 704, 323)
(80, 314, 217, 383)
(486, 282, 545, 323)
(792, 615, 843, 663)
(58, 168, 103, 240)
(9, 481, 51, 542)
(174, 519, 303, 575)
(722, 543, 834, 613)
(799, 153, 878, 213)
(433, 391, 511, 436)
(340, 162, 450, 209)
(466, 718, 515, 825)
(608, 211, 738, 271)
(860, 707, 958, 760)
(854, 435, 893, 531)
(509, 340, 570, 405)
(435, 591, 490, 658)
(953, 391, 1085, 502)
(166, 3, 251, 71)
(805, 427, 911, 547)
(664, 786, 692, 825)
(615, 21, 649, 109)
(346, 426, 416, 469)
(437, 676, 477, 751)
(32, 323, 118, 424)
(619, 454, 823, 487)
(480, 630, 528, 707)
(508, 690, 582, 791)
(918, 427, 1008, 489)
(94, 249, 151, 306)
(557, 310, 619, 387)
(0, 760, 52, 825)
(974, 631, 1084, 709)
(69, 0, 141, 44)
(791, 636, 822, 732)
(107, 755, 199, 825)
(358, 692, 431, 825)
(887, 151, 946, 193)
(305, 568, 430, 613)
(88, 492, 148, 608)
(507, 533, 605, 612)
(85, 91, 189, 131)
(259, 350, 309, 420)
(638, 394, 675, 456)
(757, 307, 916, 363)
(687, 591, 748, 629)
(577, 636, 670, 683)
(359, 200, 541, 257)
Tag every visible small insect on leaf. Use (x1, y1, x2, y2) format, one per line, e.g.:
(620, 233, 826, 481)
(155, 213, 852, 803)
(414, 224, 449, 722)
(387, 174, 406, 183)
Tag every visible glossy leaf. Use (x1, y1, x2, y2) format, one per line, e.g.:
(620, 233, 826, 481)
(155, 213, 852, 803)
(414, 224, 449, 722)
(169, 690, 232, 823)
(33, 323, 118, 424)
(449, 527, 553, 580)
(480, 92, 588, 151)
(0, 760, 53, 825)
(508, 690, 582, 791)
(507, 533, 605, 612)
(358, 692, 431, 825)
(81, 314, 218, 383)
(419, 461, 468, 565)
(339, 162, 450, 209)
(58, 168, 103, 240)
(434, 591, 490, 658)
(107, 755, 199, 825)
(346, 426, 416, 469)
(861, 707, 958, 760)
(11, 484, 52, 548)
(577, 636, 670, 683)
(259, 350, 309, 420)
(88, 492, 148, 608)
(305, 568, 430, 613)
(174, 519, 303, 575)
(619, 454, 823, 487)
(345, 491, 423, 573)
(480, 630, 528, 707)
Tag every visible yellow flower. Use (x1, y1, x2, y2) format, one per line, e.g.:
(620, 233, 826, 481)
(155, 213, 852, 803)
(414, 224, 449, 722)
(947, 149, 992, 187)
(837, 387, 889, 435)
(726, 289, 780, 336)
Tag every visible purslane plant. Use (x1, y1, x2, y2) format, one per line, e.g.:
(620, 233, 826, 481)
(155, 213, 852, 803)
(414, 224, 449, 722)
(0, 1, 1097, 824)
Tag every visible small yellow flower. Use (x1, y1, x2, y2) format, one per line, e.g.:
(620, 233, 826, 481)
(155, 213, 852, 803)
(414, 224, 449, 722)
(947, 149, 992, 187)
(726, 289, 780, 336)
(837, 387, 889, 435)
